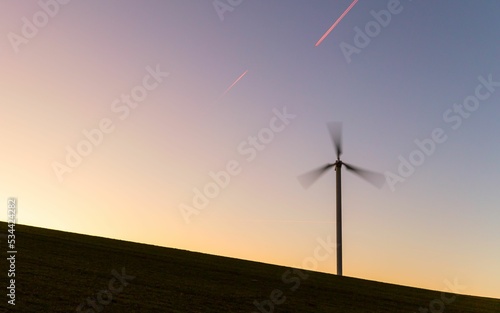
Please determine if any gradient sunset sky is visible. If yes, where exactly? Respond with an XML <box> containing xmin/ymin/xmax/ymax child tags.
<box><xmin>1</xmin><ymin>0</ymin><xmax>499</xmax><ymax>299</ymax></box>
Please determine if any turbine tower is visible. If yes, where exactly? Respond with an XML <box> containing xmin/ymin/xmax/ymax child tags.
<box><xmin>298</xmin><ymin>122</ymin><xmax>384</xmax><ymax>276</ymax></box>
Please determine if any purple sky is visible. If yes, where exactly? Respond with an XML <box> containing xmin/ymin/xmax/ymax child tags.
<box><xmin>1</xmin><ymin>0</ymin><xmax>499</xmax><ymax>299</ymax></box>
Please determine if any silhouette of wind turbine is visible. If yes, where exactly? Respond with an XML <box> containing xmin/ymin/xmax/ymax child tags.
<box><xmin>298</xmin><ymin>122</ymin><xmax>384</xmax><ymax>276</ymax></box>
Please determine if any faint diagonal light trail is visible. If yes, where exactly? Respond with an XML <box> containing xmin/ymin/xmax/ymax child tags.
<box><xmin>221</xmin><ymin>70</ymin><xmax>248</xmax><ymax>97</ymax></box>
<box><xmin>315</xmin><ymin>0</ymin><xmax>359</xmax><ymax>47</ymax></box>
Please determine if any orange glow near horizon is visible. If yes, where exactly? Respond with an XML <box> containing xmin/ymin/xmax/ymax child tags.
<box><xmin>2</xmin><ymin>1</ymin><xmax>500</xmax><ymax>301</ymax></box>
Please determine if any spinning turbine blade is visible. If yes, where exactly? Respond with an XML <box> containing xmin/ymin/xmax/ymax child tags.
<box><xmin>327</xmin><ymin>122</ymin><xmax>342</xmax><ymax>158</ymax></box>
<box><xmin>299</xmin><ymin>121</ymin><xmax>384</xmax><ymax>276</ymax></box>
<box><xmin>298</xmin><ymin>164</ymin><xmax>335</xmax><ymax>189</ymax></box>
<box><xmin>343</xmin><ymin>163</ymin><xmax>385</xmax><ymax>188</ymax></box>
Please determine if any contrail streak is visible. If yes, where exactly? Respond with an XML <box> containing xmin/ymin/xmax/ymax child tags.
<box><xmin>222</xmin><ymin>70</ymin><xmax>248</xmax><ymax>96</ymax></box>
<box><xmin>315</xmin><ymin>0</ymin><xmax>359</xmax><ymax>47</ymax></box>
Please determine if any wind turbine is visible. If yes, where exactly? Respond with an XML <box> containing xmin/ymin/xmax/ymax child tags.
<box><xmin>298</xmin><ymin>122</ymin><xmax>384</xmax><ymax>276</ymax></box>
